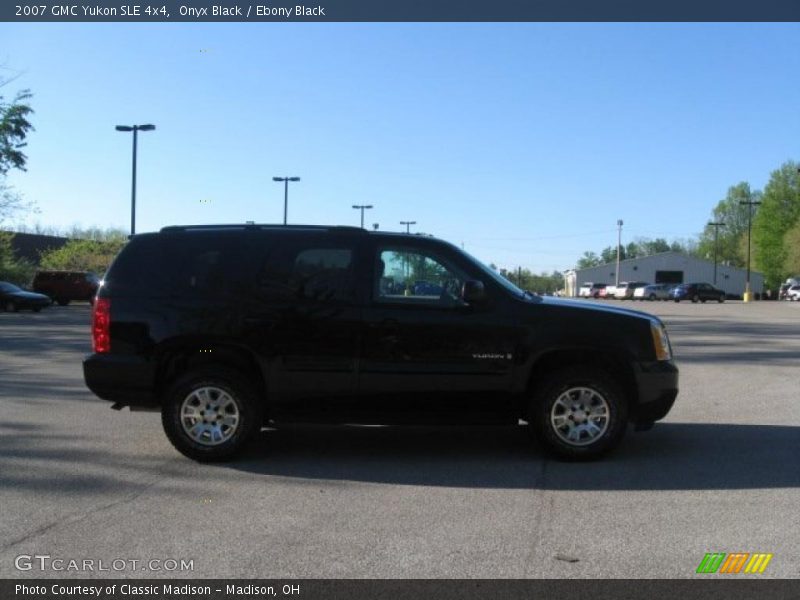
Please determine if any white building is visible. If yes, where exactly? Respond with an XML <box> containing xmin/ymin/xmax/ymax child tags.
<box><xmin>564</xmin><ymin>251</ymin><xmax>764</xmax><ymax>298</ymax></box>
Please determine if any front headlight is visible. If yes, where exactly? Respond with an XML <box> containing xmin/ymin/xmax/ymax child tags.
<box><xmin>650</xmin><ymin>320</ymin><xmax>672</xmax><ymax>361</ymax></box>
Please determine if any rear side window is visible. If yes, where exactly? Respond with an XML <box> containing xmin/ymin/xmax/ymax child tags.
<box><xmin>255</xmin><ymin>243</ymin><xmax>356</xmax><ymax>303</ymax></box>
<box><xmin>104</xmin><ymin>233</ymin><xmax>244</xmax><ymax>296</ymax></box>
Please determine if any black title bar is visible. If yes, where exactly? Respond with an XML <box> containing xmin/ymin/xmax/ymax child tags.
<box><xmin>4</xmin><ymin>579</ymin><xmax>800</xmax><ymax>600</ymax></box>
<box><xmin>3</xmin><ymin>0</ymin><xmax>800</xmax><ymax>22</ymax></box>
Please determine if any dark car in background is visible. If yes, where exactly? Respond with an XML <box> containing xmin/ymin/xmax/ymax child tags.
<box><xmin>671</xmin><ymin>282</ymin><xmax>726</xmax><ymax>303</ymax></box>
<box><xmin>32</xmin><ymin>270</ymin><xmax>100</xmax><ymax>305</ymax></box>
<box><xmin>0</xmin><ymin>281</ymin><xmax>51</xmax><ymax>312</ymax></box>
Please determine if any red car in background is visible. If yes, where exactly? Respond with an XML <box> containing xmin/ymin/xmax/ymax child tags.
<box><xmin>32</xmin><ymin>270</ymin><xmax>100</xmax><ymax>305</ymax></box>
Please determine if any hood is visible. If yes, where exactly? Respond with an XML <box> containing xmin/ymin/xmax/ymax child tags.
<box><xmin>9</xmin><ymin>290</ymin><xmax>50</xmax><ymax>301</ymax></box>
<box><xmin>539</xmin><ymin>296</ymin><xmax>657</xmax><ymax>322</ymax></box>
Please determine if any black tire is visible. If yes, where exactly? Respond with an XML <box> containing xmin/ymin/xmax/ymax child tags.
<box><xmin>161</xmin><ymin>367</ymin><xmax>264</xmax><ymax>462</ymax></box>
<box><xmin>57</xmin><ymin>299</ymin><xmax>69</xmax><ymax>306</ymax></box>
<box><xmin>718</xmin><ymin>294</ymin><xmax>725</xmax><ymax>303</ymax></box>
<box><xmin>33</xmin><ymin>307</ymin><xmax>42</xmax><ymax>313</ymax></box>
<box><xmin>649</xmin><ymin>294</ymin><xmax>656</xmax><ymax>301</ymax></box>
<box><xmin>7</xmin><ymin>301</ymin><xmax>18</xmax><ymax>312</ymax></box>
<box><xmin>528</xmin><ymin>366</ymin><xmax>628</xmax><ymax>460</ymax></box>
<box><xmin>691</xmin><ymin>294</ymin><xmax>699</xmax><ymax>303</ymax></box>
<box><xmin>674</xmin><ymin>299</ymin><xmax>680</xmax><ymax>303</ymax></box>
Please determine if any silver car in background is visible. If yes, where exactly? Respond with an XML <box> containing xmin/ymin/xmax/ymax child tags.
<box><xmin>634</xmin><ymin>283</ymin><xmax>671</xmax><ymax>301</ymax></box>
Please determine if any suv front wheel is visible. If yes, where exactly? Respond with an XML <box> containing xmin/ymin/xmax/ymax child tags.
<box><xmin>529</xmin><ymin>367</ymin><xmax>628</xmax><ymax>460</ymax></box>
<box><xmin>162</xmin><ymin>367</ymin><xmax>263</xmax><ymax>462</ymax></box>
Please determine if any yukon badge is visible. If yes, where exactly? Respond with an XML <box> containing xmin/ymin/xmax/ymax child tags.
<box><xmin>472</xmin><ymin>353</ymin><xmax>513</xmax><ymax>360</ymax></box>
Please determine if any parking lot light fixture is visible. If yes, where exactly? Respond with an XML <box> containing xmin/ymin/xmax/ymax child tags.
<box><xmin>615</xmin><ymin>220</ymin><xmax>623</xmax><ymax>287</ymax></box>
<box><xmin>352</xmin><ymin>204</ymin><xmax>374</xmax><ymax>229</ymax></box>
<box><xmin>739</xmin><ymin>200</ymin><xmax>761</xmax><ymax>302</ymax></box>
<box><xmin>400</xmin><ymin>220</ymin><xmax>417</xmax><ymax>234</ymax></box>
<box><xmin>116</xmin><ymin>123</ymin><xmax>156</xmax><ymax>235</ymax></box>
<box><xmin>708</xmin><ymin>221</ymin><xmax>725</xmax><ymax>286</ymax></box>
<box><xmin>273</xmin><ymin>176</ymin><xmax>301</xmax><ymax>225</ymax></box>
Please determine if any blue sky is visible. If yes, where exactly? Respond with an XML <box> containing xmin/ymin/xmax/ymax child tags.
<box><xmin>1</xmin><ymin>23</ymin><xmax>798</xmax><ymax>272</ymax></box>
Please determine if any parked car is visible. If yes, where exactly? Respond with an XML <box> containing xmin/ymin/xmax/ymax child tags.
<box><xmin>413</xmin><ymin>280</ymin><xmax>443</xmax><ymax>296</ymax></box>
<box><xmin>588</xmin><ymin>283</ymin><xmax>607</xmax><ymax>298</ymax></box>
<box><xmin>671</xmin><ymin>282</ymin><xmax>726</xmax><ymax>303</ymax></box>
<box><xmin>32</xmin><ymin>270</ymin><xmax>100</xmax><ymax>306</ymax></box>
<box><xmin>0</xmin><ymin>281</ymin><xmax>51</xmax><ymax>312</ymax></box>
<box><xmin>633</xmin><ymin>283</ymin><xmax>671</xmax><ymax>301</ymax></box>
<box><xmin>787</xmin><ymin>285</ymin><xmax>800</xmax><ymax>301</ymax></box>
<box><xmin>578</xmin><ymin>283</ymin><xmax>607</xmax><ymax>299</ymax></box>
<box><xmin>83</xmin><ymin>223</ymin><xmax>678</xmax><ymax>462</ymax></box>
<box><xmin>614</xmin><ymin>281</ymin><xmax>648</xmax><ymax>300</ymax></box>
<box><xmin>604</xmin><ymin>285</ymin><xmax>617</xmax><ymax>298</ymax></box>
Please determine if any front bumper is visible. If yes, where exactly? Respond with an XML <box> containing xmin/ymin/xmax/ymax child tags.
<box><xmin>83</xmin><ymin>353</ymin><xmax>158</xmax><ymax>406</ymax></box>
<box><xmin>631</xmin><ymin>360</ymin><xmax>679</xmax><ymax>424</ymax></box>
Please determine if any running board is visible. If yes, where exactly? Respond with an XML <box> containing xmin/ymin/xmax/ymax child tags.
<box><xmin>110</xmin><ymin>403</ymin><xmax>159</xmax><ymax>413</ymax></box>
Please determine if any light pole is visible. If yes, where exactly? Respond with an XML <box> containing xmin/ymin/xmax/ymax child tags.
<box><xmin>272</xmin><ymin>176</ymin><xmax>300</xmax><ymax>225</ymax></box>
<box><xmin>115</xmin><ymin>124</ymin><xmax>155</xmax><ymax>235</ymax></box>
<box><xmin>400</xmin><ymin>220</ymin><xmax>416</xmax><ymax>234</ymax></box>
<box><xmin>615</xmin><ymin>219</ymin><xmax>623</xmax><ymax>287</ymax></box>
<box><xmin>708</xmin><ymin>221</ymin><xmax>725</xmax><ymax>285</ymax></box>
<box><xmin>352</xmin><ymin>204</ymin><xmax>373</xmax><ymax>228</ymax></box>
<box><xmin>740</xmin><ymin>199</ymin><xmax>761</xmax><ymax>302</ymax></box>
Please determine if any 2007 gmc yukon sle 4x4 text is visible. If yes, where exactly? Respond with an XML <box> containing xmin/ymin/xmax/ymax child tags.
<box><xmin>83</xmin><ymin>224</ymin><xmax>678</xmax><ymax>462</ymax></box>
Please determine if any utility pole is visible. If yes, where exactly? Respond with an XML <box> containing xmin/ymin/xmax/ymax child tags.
<box><xmin>708</xmin><ymin>221</ymin><xmax>725</xmax><ymax>285</ymax></box>
<box><xmin>615</xmin><ymin>219</ymin><xmax>623</xmax><ymax>287</ymax></box>
<box><xmin>739</xmin><ymin>199</ymin><xmax>761</xmax><ymax>302</ymax></box>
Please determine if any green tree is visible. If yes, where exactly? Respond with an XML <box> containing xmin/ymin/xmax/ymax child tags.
<box><xmin>39</xmin><ymin>238</ymin><xmax>127</xmax><ymax>274</ymax></box>
<box><xmin>635</xmin><ymin>237</ymin><xmax>671</xmax><ymax>256</ymax></box>
<box><xmin>696</xmin><ymin>182</ymin><xmax>759</xmax><ymax>268</ymax></box>
<box><xmin>782</xmin><ymin>220</ymin><xmax>800</xmax><ymax>278</ymax></box>
<box><xmin>0</xmin><ymin>230</ymin><xmax>35</xmax><ymax>284</ymax></box>
<box><xmin>752</xmin><ymin>161</ymin><xmax>800</xmax><ymax>288</ymax></box>
<box><xmin>600</xmin><ymin>245</ymin><xmax>623</xmax><ymax>264</ymax></box>
<box><xmin>499</xmin><ymin>268</ymin><xmax>563</xmax><ymax>294</ymax></box>
<box><xmin>0</xmin><ymin>88</ymin><xmax>34</xmax><ymax>175</ymax></box>
<box><xmin>576</xmin><ymin>251</ymin><xmax>601</xmax><ymax>269</ymax></box>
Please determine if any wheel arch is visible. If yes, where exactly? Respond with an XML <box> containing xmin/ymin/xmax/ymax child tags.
<box><xmin>521</xmin><ymin>347</ymin><xmax>637</xmax><ymax>419</ymax></box>
<box><xmin>155</xmin><ymin>341</ymin><xmax>268</xmax><ymax>414</ymax></box>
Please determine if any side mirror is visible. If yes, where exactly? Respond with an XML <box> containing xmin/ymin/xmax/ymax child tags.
<box><xmin>462</xmin><ymin>280</ymin><xmax>486</xmax><ymax>304</ymax></box>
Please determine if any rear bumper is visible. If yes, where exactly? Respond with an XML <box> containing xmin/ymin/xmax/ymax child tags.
<box><xmin>631</xmin><ymin>360</ymin><xmax>679</xmax><ymax>424</ymax></box>
<box><xmin>83</xmin><ymin>353</ymin><xmax>158</xmax><ymax>406</ymax></box>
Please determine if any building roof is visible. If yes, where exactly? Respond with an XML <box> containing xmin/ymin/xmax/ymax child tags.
<box><xmin>568</xmin><ymin>251</ymin><xmax>762</xmax><ymax>276</ymax></box>
<box><xmin>4</xmin><ymin>232</ymin><xmax>69</xmax><ymax>263</ymax></box>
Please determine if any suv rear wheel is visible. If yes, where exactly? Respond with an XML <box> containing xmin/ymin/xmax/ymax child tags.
<box><xmin>529</xmin><ymin>367</ymin><xmax>628</xmax><ymax>460</ymax></box>
<box><xmin>161</xmin><ymin>367</ymin><xmax>263</xmax><ymax>462</ymax></box>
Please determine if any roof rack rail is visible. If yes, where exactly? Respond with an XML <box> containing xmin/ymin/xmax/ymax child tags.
<box><xmin>159</xmin><ymin>223</ymin><xmax>369</xmax><ymax>233</ymax></box>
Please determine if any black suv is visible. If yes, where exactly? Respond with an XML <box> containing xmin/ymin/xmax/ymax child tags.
<box><xmin>83</xmin><ymin>224</ymin><xmax>678</xmax><ymax>461</ymax></box>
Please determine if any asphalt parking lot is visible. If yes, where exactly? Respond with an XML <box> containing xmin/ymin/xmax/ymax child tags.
<box><xmin>1</xmin><ymin>301</ymin><xmax>798</xmax><ymax>579</ymax></box>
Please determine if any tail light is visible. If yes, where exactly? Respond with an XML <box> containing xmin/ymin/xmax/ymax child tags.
<box><xmin>92</xmin><ymin>298</ymin><xmax>111</xmax><ymax>353</ymax></box>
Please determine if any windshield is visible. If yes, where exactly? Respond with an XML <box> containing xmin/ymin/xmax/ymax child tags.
<box><xmin>452</xmin><ymin>245</ymin><xmax>535</xmax><ymax>300</ymax></box>
<box><xmin>0</xmin><ymin>282</ymin><xmax>21</xmax><ymax>293</ymax></box>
